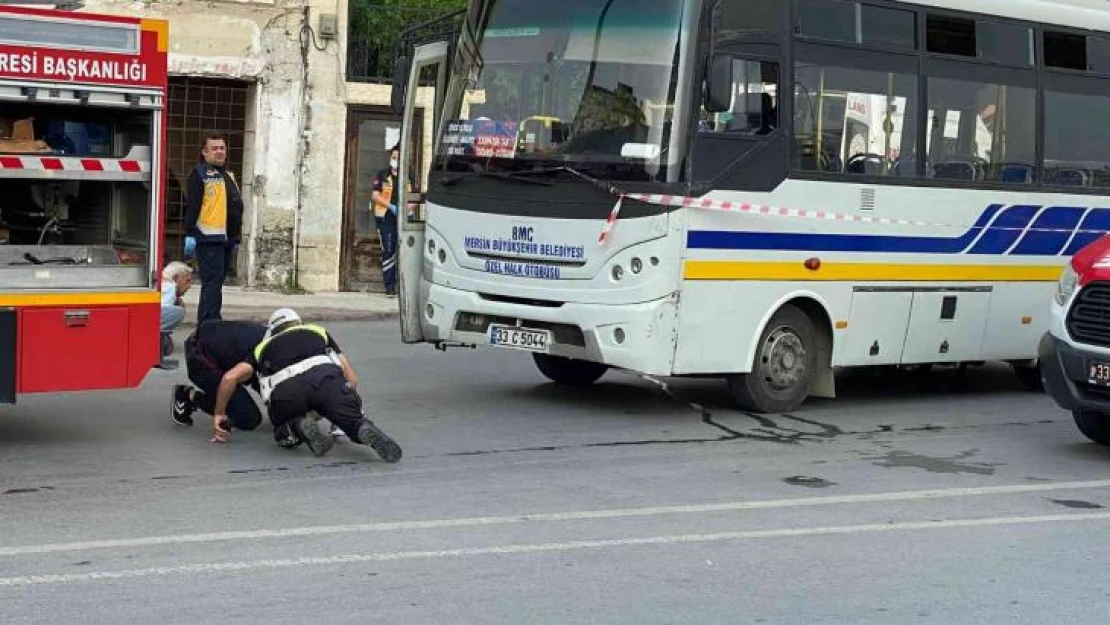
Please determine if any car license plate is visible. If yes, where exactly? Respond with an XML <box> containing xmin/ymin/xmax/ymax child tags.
<box><xmin>489</xmin><ymin>325</ymin><xmax>550</xmax><ymax>352</ymax></box>
<box><xmin>1090</xmin><ymin>361</ymin><xmax>1110</xmax><ymax>386</ymax></box>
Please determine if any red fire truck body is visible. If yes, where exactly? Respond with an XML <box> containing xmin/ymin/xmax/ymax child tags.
<box><xmin>0</xmin><ymin>6</ymin><xmax>169</xmax><ymax>403</ymax></box>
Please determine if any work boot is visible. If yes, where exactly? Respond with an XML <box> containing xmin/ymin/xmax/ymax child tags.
<box><xmin>171</xmin><ymin>385</ymin><xmax>195</xmax><ymax>426</ymax></box>
<box><xmin>291</xmin><ymin>416</ymin><xmax>333</xmax><ymax>458</ymax></box>
<box><xmin>273</xmin><ymin>422</ymin><xmax>303</xmax><ymax>449</ymax></box>
<box><xmin>357</xmin><ymin>420</ymin><xmax>402</xmax><ymax>463</ymax></box>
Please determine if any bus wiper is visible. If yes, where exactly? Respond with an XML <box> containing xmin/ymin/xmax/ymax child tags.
<box><xmin>546</xmin><ymin>165</ymin><xmax>626</xmax><ymax>199</ymax></box>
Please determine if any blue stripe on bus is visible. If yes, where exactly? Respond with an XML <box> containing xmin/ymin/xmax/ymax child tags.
<box><xmin>1008</xmin><ymin>206</ymin><xmax>1086</xmax><ymax>256</ymax></box>
<box><xmin>687</xmin><ymin>203</ymin><xmax>1110</xmax><ymax>256</ymax></box>
<box><xmin>1064</xmin><ymin>208</ymin><xmax>1110</xmax><ymax>255</ymax></box>
<box><xmin>966</xmin><ymin>205</ymin><xmax>1041</xmax><ymax>255</ymax></box>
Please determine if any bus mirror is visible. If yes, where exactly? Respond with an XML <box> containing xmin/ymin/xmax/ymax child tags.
<box><xmin>390</xmin><ymin>55</ymin><xmax>411</xmax><ymax>114</ymax></box>
<box><xmin>706</xmin><ymin>54</ymin><xmax>733</xmax><ymax>113</ymax></box>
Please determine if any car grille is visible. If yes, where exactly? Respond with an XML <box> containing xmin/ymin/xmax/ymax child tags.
<box><xmin>1067</xmin><ymin>282</ymin><xmax>1110</xmax><ymax>348</ymax></box>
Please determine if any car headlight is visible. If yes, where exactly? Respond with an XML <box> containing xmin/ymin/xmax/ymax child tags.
<box><xmin>1055</xmin><ymin>264</ymin><xmax>1079</xmax><ymax>305</ymax></box>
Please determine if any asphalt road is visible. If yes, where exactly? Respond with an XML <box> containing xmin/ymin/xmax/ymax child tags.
<box><xmin>2</xmin><ymin>320</ymin><xmax>1109</xmax><ymax>624</ymax></box>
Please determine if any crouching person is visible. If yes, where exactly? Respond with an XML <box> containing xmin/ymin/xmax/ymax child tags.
<box><xmin>212</xmin><ymin>308</ymin><xmax>402</xmax><ymax>461</ymax></box>
<box><xmin>172</xmin><ymin>319</ymin><xmax>267</xmax><ymax>438</ymax></box>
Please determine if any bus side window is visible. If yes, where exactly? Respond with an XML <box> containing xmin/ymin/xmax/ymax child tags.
<box><xmin>699</xmin><ymin>59</ymin><xmax>779</xmax><ymax>136</ymax></box>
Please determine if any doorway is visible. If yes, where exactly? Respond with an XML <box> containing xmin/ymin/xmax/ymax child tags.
<box><xmin>340</xmin><ymin>107</ymin><xmax>423</xmax><ymax>291</ymax></box>
<box><xmin>165</xmin><ymin>76</ymin><xmax>250</xmax><ymax>275</ymax></box>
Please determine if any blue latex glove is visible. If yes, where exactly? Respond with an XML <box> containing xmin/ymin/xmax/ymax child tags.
<box><xmin>184</xmin><ymin>236</ymin><xmax>196</xmax><ymax>257</ymax></box>
<box><xmin>388</xmin><ymin>203</ymin><xmax>398</xmax><ymax>216</ymax></box>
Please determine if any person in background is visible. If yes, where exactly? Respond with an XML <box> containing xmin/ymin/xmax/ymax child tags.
<box><xmin>183</xmin><ymin>134</ymin><xmax>243</xmax><ymax>324</ymax></box>
<box><xmin>370</xmin><ymin>144</ymin><xmax>413</xmax><ymax>297</ymax></box>
<box><xmin>160</xmin><ymin>261</ymin><xmax>193</xmax><ymax>360</ymax></box>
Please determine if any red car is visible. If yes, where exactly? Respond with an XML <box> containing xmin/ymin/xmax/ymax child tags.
<box><xmin>1040</xmin><ymin>234</ymin><xmax>1110</xmax><ymax>444</ymax></box>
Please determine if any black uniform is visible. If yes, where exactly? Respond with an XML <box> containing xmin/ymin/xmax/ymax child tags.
<box><xmin>183</xmin><ymin>320</ymin><xmax>266</xmax><ymax>430</ymax></box>
<box><xmin>250</xmin><ymin>323</ymin><xmax>402</xmax><ymax>461</ymax></box>
<box><xmin>250</xmin><ymin>325</ymin><xmax>364</xmax><ymax>435</ymax></box>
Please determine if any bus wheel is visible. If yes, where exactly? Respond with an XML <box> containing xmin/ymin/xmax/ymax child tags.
<box><xmin>1011</xmin><ymin>362</ymin><xmax>1045</xmax><ymax>392</ymax></box>
<box><xmin>533</xmin><ymin>353</ymin><xmax>608</xmax><ymax>386</ymax></box>
<box><xmin>727</xmin><ymin>305</ymin><xmax>817</xmax><ymax>413</ymax></box>
<box><xmin>1073</xmin><ymin>409</ymin><xmax>1110</xmax><ymax>445</ymax></box>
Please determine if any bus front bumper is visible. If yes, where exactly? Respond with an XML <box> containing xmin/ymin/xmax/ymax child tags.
<box><xmin>421</xmin><ymin>282</ymin><xmax>679</xmax><ymax>377</ymax></box>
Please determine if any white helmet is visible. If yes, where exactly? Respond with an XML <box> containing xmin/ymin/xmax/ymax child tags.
<box><xmin>268</xmin><ymin>307</ymin><xmax>301</xmax><ymax>331</ymax></box>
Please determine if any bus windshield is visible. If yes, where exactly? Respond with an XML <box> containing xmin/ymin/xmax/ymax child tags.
<box><xmin>436</xmin><ymin>0</ymin><xmax>687</xmax><ymax>182</ymax></box>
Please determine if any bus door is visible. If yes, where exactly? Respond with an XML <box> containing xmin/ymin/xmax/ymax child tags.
<box><xmin>397</xmin><ymin>42</ymin><xmax>448</xmax><ymax>343</ymax></box>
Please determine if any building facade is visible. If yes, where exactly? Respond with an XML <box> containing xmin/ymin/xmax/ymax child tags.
<box><xmin>79</xmin><ymin>0</ymin><xmax>443</xmax><ymax>292</ymax></box>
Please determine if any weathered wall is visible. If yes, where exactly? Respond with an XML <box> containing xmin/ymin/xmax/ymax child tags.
<box><xmin>77</xmin><ymin>0</ymin><xmax>422</xmax><ymax>292</ymax></box>
<box><xmin>78</xmin><ymin>0</ymin><xmax>331</xmax><ymax>291</ymax></box>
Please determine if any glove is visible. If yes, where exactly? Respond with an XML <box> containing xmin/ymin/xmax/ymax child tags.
<box><xmin>388</xmin><ymin>203</ymin><xmax>398</xmax><ymax>216</ymax></box>
<box><xmin>183</xmin><ymin>236</ymin><xmax>196</xmax><ymax>258</ymax></box>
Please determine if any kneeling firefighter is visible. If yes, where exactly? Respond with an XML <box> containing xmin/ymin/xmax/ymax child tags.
<box><xmin>212</xmin><ymin>308</ymin><xmax>403</xmax><ymax>461</ymax></box>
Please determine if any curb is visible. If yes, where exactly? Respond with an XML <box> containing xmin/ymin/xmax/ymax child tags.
<box><xmin>179</xmin><ymin>308</ymin><xmax>399</xmax><ymax>327</ymax></box>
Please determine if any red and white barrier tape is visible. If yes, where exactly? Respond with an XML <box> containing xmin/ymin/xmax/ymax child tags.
<box><xmin>0</xmin><ymin>155</ymin><xmax>146</xmax><ymax>173</ymax></box>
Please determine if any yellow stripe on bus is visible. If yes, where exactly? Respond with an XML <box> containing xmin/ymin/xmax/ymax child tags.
<box><xmin>0</xmin><ymin>291</ymin><xmax>159</xmax><ymax>307</ymax></box>
<box><xmin>683</xmin><ymin>261</ymin><xmax>1065</xmax><ymax>282</ymax></box>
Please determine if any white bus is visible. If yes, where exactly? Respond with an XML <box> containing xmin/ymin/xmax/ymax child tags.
<box><xmin>390</xmin><ymin>0</ymin><xmax>1110</xmax><ymax>413</ymax></box>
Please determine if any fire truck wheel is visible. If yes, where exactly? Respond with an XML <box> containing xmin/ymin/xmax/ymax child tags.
<box><xmin>727</xmin><ymin>305</ymin><xmax>816</xmax><ymax>414</ymax></box>
<box><xmin>533</xmin><ymin>353</ymin><xmax>608</xmax><ymax>386</ymax></box>
<box><xmin>1073</xmin><ymin>409</ymin><xmax>1110</xmax><ymax>445</ymax></box>
<box><xmin>1011</xmin><ymin>362</ymin><xmax>1045</xmax><ymax>392</ymax></box>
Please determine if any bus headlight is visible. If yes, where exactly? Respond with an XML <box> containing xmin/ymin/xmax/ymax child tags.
<box><xmin>611</xmin><ymin>264</ymin><xmax>624</xmax><ymax>281</ymax></box>
<box><xmin>1055</xmin><ymin>265</ymin><xmax>1079</xmax><ymax>305</ymax></box>
<box><xmin>630</xmin><ymin>257</ymin><xmax>643</xmax><ymax>274</ymax></box>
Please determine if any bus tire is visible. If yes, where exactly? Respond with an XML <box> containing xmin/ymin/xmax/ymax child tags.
<box><xmin>1073</xmin><ymin>409</ymin><xmax>1110</xmax><ymax>445</ymax></box>
<box><xmin>727</xmin><ymin>305</ymin><xmax>817</xmax><ymax>413</ymax></box>
<box><xmin>533</xmin><ymin>353</ymin><xmax>608</xmax><ymax>386</ymax></box>
<box><xmin>1012</xmin><ymin>362</ymin><xmax>1045</xmax><ymax>392</ymax></box>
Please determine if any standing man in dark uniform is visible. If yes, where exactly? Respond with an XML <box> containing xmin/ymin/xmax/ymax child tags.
<box><xmin>212</xmin><ymin>308</ymin><xmax>403</xmax><ymax>460</ymax></box>
<box><xmin>172</xmin><ymin>320</ymin><xmax>267</xmax><ymax>439</ymax></box>
<box><xmin>183</xmin><ymin>134</ymin><xmax>244</xmax><ymax>324</ymax></box>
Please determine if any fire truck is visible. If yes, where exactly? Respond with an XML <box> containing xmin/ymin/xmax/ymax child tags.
<box><xmin>0</xmin><ymin>5</ymin><xmax>168</xmax><ymax>403</ymax></box>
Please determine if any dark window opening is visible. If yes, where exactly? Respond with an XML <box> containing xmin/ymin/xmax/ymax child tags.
<box><xmin>926</xmin><ymin>14</ymin><xmax>976</xmax><ymax>57</ymax></box>
<box><xmin>1045</xmin><ymin>31</ymin><xmax>1086</xmax><ymax>70</ymax></box>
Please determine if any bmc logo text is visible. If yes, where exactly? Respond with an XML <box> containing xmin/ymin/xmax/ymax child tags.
<box><xmin>512</xmin><ymin>226</ymin><xmax>534</xmax><ymax>242</ymax></box>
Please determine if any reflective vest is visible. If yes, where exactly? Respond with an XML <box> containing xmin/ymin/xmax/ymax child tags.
<box><xmin>253</xmin><ymin>324</ymin><xmax>340</xmax><ymax>403</ymax></box>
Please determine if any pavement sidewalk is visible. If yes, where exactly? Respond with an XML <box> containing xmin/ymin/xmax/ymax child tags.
<box><xmin>179</xmin><ymin>285</ymin><xmax>399</xmax><ymax>327</ymax></box>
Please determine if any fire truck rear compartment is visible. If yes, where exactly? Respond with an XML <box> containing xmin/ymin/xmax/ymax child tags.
<box><xmin>0</xmin><ymin>99</ymin><xmax>155</xmax><ymax>289</ymax></box>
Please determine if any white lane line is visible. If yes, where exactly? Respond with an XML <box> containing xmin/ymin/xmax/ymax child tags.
<box><xmin>3</xmin><ymin>511</ymin><xmax>1110</xmax><ymax>587</ymax></box>
<box><xmin>4</xmin><ymin>479</ymin><xmax>1110</xmax><ymax>557</ymax></box>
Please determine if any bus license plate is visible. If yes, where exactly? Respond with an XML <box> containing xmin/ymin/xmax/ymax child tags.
<box><xmin>489</xmin><ymin>325</ymin><xmax>550</xmax><ymax>352</ymax></box>
<box><xmin>1090</xmin><ymin>361</ymin><xmax>1110</xmax><ymax>386</ymax></box>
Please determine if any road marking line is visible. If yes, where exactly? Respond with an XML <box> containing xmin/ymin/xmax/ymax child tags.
<box><xmin>3</xmin><ymin>511</ymin><xmax>1110</xmax><ymax>587</ymax></box>
<box><xmin>4</xmin><ymin>479</ymin><xmax>1110</xmax><ymax>557</ymax></box>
